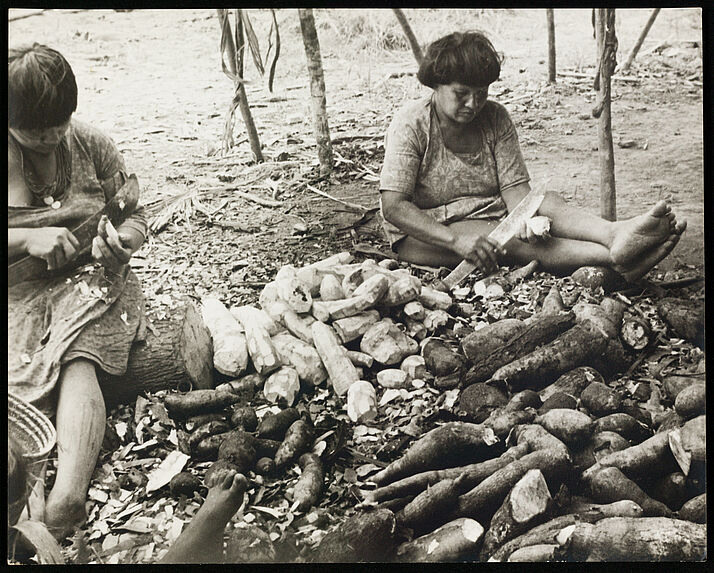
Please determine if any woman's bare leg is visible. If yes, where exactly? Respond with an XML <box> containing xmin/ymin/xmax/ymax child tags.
<box><xmin>396</xmin><ymin>219</ymin><xmax>611</xmax><ymax>273</ymax></box>
<box><xmin>160</xmin><ymin>471</ymin><xmax>247</xmax><ymax>564</ymax></box>
<box><xmin>396</xmin><ymin>198</ymin><xmax>685</xmax><ymax>280</ymax></box>
<box><xmin>44</xmin><ymin>359</ymin><xmax>106</xmax><ymax>541</ymax></box>
<box><xmin>538</xmin><ymin>192</ymin><xmax>685</xmax><ymax>265</ymax></box>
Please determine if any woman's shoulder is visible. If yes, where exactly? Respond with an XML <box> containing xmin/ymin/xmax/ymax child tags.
<box><xmin>70</xmin><ymin>119</ymin><xmax>116</xmax><ymax>149</ymax></box>
<box><xmin>390</xmin><ymin>96</ymin><xmax>433</xmax><ymax>131</ymax></box>
<box><xmin>481</xmin><ymin>100</ymin><xmax>514</xmax><ymax>126</ymax></box>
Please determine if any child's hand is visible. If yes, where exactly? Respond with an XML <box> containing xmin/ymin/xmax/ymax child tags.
<box><xmin>92</xmin><ymin>215</ymin><xmax>132</xmax><ymax>271</ymax></box>
<box><xmin>25</xmin><ymin>227</ymin><xmax>80</xmax><ymax>270</ymax></box>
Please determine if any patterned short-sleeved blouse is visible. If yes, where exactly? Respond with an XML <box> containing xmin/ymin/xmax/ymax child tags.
<box><xmin>379</xmin><ymin>96</ymin><xmax>530</xmax><ymax>247</ymax></box>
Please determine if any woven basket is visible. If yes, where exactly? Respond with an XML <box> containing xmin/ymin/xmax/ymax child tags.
<box><xmin>8</xmin><ymin>393</ymin><xmax>56</xmax><ymax>461</ymax></box>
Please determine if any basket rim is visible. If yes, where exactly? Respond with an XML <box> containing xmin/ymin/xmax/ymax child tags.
<box><xmin>8</xmin><ymin>392</ymin><xmax>57</xmax><ymax>460</ymax></box>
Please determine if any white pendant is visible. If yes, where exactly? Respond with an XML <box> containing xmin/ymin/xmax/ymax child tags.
<box><xmin>51</xmin><ymin>201</ymin><xmax>62</xmax><ymax>209</ymax></box>
<box><xmin>43</xmin><ymin>196</ymin><xmax>55</xmax><ymax>206</ymax></box>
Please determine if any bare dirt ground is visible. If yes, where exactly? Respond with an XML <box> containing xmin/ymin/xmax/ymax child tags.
<box><xmin>9</xmin><ymin>8</ymin><xmax>704</xmax><ymax>313</ymax></box>
<box><xmin>8</xmin><ymin>8</ymin><xmax>705</xmax><ymax>564</ymax></box>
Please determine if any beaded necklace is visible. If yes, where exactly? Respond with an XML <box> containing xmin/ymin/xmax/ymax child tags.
<box><xmin>10</xmin><ymin>133</ymin><xmax>72</xmax><ymax>207</ymax></box>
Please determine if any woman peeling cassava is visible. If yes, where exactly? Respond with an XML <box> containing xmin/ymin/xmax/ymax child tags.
<box><xmin>8</xmin><ymin>44</ymin><xmax>148</xmax><ymax>541</ymax></box>
<box><xmin>379</xmin><ymin>31</ymin><xmax>686</xmax><ymax>280</ymax></box>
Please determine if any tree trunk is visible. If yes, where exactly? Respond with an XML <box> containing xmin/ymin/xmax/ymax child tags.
<box><xmin>99</xmin><ymin>301</ymin><xmax>214</xmax><ymax>409</ymax></box>
<box><xmin>619</xmin><ymin>8</ymin><xmax>661</xmax><ymax>73</ymax></box>
<box><xmin>546</xmin><ymin>9</ymin><xmax>556</xmax><ymax>83</ymax></box>
<box><xmin>216</xmin><ymin>9</ymin><xmax>263</xmax><ymax>162</ymax></box>
<box><xmin>393</xmin><ymin>9</ymin><xmax>424</xmax><ymax>64</ymax></box>
<box><xmin>298</xmin><ymin>8</ymin><xmax>333</xmax><ymax>176</ymax></box>
<box><xmin>593</xmin><ymin>9</ymin><xmax>617</xmax><ymax>221</ymax></box>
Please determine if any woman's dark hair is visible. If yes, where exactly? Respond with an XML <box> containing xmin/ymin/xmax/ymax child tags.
<box><xmin>417</xmin><ymin>31</ymin><xmax>503</xmax><ymax>89</ymax></box>
<box><xmin>8</xmin><ymin>43</ymin><xmax>78</xmax><ymax>130</ymax></box>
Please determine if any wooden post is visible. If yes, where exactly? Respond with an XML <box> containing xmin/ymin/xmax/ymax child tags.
<box><xmin>593</xmin><ymin>9</ymin><xmax>618</xmax><ymax>222</ymax></box>
<box><xmin>393</xmin><ymin>8</ymin><xmax>424</xmax><ymax>65</ymax></box>
<box><xmin>619</xmin><ymin>8</ymin><xmax>661</xmax><ymax>73</ymax></box>
<box><xmin>217</xmin><ymin>9</ymin><xmax>264</xmax><ymax>162</ymax></box>
<box><xmin>546</xmin><ymin>9</ymin><xmax>556</xmax><ymax>83</ymax></box>
<box><xmin>298</xmin><ymin>8</ymin><xmax>333</xmax><ymax>176</ymax></box>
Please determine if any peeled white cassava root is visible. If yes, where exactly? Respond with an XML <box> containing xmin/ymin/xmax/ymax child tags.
<box><xmin>201</xmin><ymin>296</ymin><xmax>249</xmax><ymax>377</ymax></box>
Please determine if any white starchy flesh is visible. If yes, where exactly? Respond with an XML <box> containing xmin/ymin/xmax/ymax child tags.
<box><xmin>263</xmin><ymin>366</ymin><xmax>301</xmax><ymax>406</ymax></box>
<box><xmin>376</xmin><ymin>369</ymin><xmax>410</xmax><ymax>389</ymax></box>
<box><xmin>347</xmin><ymin>380</ymin><xmax>378</xmax><ymax>423</ymax></box>
<box><xmin>201</xmin><ymin>296</ymin><xmax>249</xmax><ymax>376</ymax></box>
<box><xmin>311</xmin><ymin>321</ymin><xmax>360</xmax><ymax>396</ymax></box>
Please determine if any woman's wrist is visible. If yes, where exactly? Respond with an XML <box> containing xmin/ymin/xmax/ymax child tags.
<box><xmin>8</xmin><ymin>228</ymin><xmax>31</xmax><ymax>257</ymax></box>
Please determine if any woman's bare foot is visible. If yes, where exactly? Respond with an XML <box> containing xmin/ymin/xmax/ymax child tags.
<box><xmin>614</xmin><ymin>232</ymin><xmax>682</xmax><ymax>283</ymax></box>
<box><xmin>160</xmin><ymin>471</ymin><xmax>248</xmax><ymax>564</ymax></box>
<box><xmin>44</xmin><ymin>493</ymin><xmax>87</xmax><ymax>542</ymax></box>
<box><xmin>609</xmin><ymin>201</ymin><xmax>683</xmax><ymax>266</ymax></box>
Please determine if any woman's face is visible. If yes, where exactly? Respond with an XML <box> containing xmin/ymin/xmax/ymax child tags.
<box><xmin>433</xmin><ymin>83</ymin><xmax>489</xmax><ymax>125</ymax></box>
<box><xmin>9</xmin><ymin>118</ymin><xmax>71</xmax><ymax>154</ymax></box>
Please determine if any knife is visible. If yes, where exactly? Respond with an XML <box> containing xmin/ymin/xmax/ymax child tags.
<box><xmin>439</xmin><ymin>187</ymin><xmax>546</xmax><ymax>291</ymax></box>
<box><xmin>8</xmin><ymin>174</ymin><xmax>140</xmax><ymax>287</ymax></box>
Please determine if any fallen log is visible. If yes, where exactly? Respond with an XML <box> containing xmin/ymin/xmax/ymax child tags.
<box><xmin>563</xmin><ymin>516</ymin><xmax>707</xmax><ymax>561</ymax></box>
<box><xmin>99</xmin><ymin>300</ymin><xmax>213</xmax><ymax>407</ymax></box>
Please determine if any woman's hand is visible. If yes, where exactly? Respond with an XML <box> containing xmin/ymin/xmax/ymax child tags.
<box><xmin>24</xmin><ymin>227</ymin><xmax>80</xmax><ymax>270</ymax></box>
<box><xmin>452</xmin><ymin>233</ymin><xmax>504</xmax><ymax>274</ymax></box>
<box><xmin>92</xmin><ymin>215</ymin><xmax>133</xmax><ymax>271</ymax></box>
<box><xmin>516</xmin><ymin>216</ymin><xmax>552</xmax><ymax>244</ymax></box>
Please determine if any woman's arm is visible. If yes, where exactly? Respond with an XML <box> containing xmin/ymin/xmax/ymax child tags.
<box><xmin>382</xmin><ymin>190</ymin><xmax>503</xmax><ymax>272</ymax></box>
<box><xmin>501</xmin><ymin>181</ymin><xmax>551</xmax><ymax>243</ymax></box>
<box><xmin>381</xmin><ymin>191</ymin><xmax>458</xmax><ymax>251</ymax></box>
<box><xmin>8</xmin><ymin>227</ymin><xmax>80</xmax><ymax>269</ymax></box>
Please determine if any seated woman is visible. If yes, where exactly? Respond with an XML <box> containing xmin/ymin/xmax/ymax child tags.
<box><xmin>379</xmin><ymin>31</ymin><xmax>686</xmax><ymax>281</ymax></box>
<box><xmin>8</xmin><ymin>44</ymin><xmax>148</xmax><ymax>541</ymax></box>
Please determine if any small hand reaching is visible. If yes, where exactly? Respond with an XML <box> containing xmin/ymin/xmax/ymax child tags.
<box><xmin>92</xmin><ymin>215</ymin><xmax>133</xmax><ymax>271</ymax></box>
